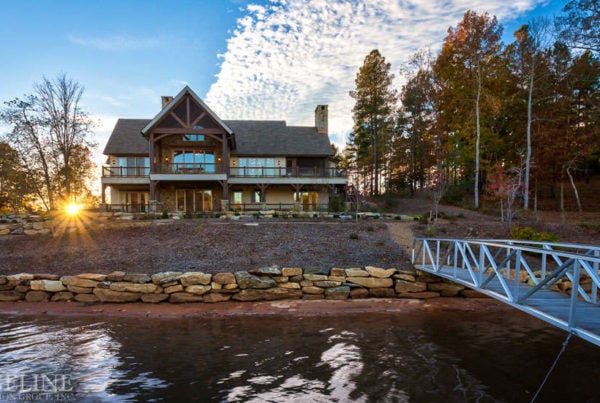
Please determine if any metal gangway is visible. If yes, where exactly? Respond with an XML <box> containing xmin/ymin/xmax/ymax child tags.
<box><xmin>412</xmin><ymin>238</ymin><xmax>600</xmax><ymax>347</ymax></box>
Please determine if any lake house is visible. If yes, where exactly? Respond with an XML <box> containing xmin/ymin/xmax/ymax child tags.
<box><xmin>101</xmin><ymin>86</ymin><xmax>347</xmax><ymax>213</ymax></box>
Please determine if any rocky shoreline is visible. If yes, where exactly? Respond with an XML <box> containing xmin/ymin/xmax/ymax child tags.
<box><xmin>0</xmin><ymin>265</ymin><xmax>486</xmax><ymax>305</ymax></box>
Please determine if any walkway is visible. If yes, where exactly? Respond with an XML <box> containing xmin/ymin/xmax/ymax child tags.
<box><xmin>412</xmin><ymin>238</ymin><xmax>600</xmax><ymax>347</ymax></box>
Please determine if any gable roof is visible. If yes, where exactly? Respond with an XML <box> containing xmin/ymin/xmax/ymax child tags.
<box><xmin>225</xmin><ymin>120</ymin><xmax>331</xmax><ymax>156</ymax></box>
<box><xmin>103</xmin><ymin>119</ymin><xmax>150</xmax><ymax>155</ymax></box>
<box><xmin>141</xmin><ymin>86</ymin><xmax>233</xmax><ymax>136</ymax></box>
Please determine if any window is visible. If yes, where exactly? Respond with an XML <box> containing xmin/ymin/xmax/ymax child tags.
<box><xmin>233</xmin><ymin>191</ymin><xmax>243</xmax><ymax>205</ymax></box>
<box><xmin>117</xmin><ymin>157</ymin><xmax>149</xmax><ymax>176</ymax></box>
<box><xmin>251</xmin><ymin>191</ymin><xmax>265</xmax><ymax>203</ymax></box>
<box><xmin>295</xmin><ymin>192</ymin><xmax>318</xmax><ymax>211</ymax></box>
<box><xmin>121</xmin><ymin>192</ymin><xmax>149</xmax><ymax>212</ymax></box>
<box><xmin>183</xmin><ymin>134</ymin><xmax>205</xmax><ymax>142</ymax></box>
<box><xmin>176</xmin><ymin>189</ymin><xmax>212</xmax><ymax>212</ymax></box>
<box><xmin>238</xmin><ymin>158</ymin><xmax>278</xmax><ymax>176</ymax></box>
<box><xmin>172</xmin><ymin>150</ymin><xmax>215</xmax><ymax>173</ymax></box>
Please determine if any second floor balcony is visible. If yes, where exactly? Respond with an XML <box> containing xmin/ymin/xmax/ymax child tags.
<box><xmin>102</xmin><ymin>164</ymin><xmax>347</xmax><ymax>180</ymax></box>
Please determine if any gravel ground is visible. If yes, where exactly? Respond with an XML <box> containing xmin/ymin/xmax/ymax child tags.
<box><xmin>1</xmin><ymin>219</ymin><xmax>410</xmax><ymax>275</ymax></box>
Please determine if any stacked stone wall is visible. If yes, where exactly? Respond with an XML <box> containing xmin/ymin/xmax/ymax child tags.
<box><xmin>0</xmin><ymin>266</ymin><xmax>485</xmax><ymax>304</ymax></box>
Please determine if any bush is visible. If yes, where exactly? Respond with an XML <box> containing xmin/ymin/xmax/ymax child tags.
<box><xmin>510</xmin><ymin>226</ymin><xmax>559</xmax><ymax>243</ymax></box>
<box><xmin>349</xmin><ymin>232</ymin><xmax>359</xmax><ymax>240</ymax></box>
<box><xmin>161</xmin><ymin>211</ymin><xmax>169</xmax><ymax>219</ymax></box>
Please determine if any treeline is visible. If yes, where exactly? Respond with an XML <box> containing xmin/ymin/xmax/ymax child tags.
<box><xmin>346</xmin><ymin>0</ymin><xmax>599</xmax><ymax>212</ymax></box>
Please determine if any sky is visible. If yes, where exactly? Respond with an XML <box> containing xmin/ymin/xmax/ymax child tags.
<box><xmin>0</xmin><ymin>0</ymin><xmax>566</xmax><ymax>188</ymax></box>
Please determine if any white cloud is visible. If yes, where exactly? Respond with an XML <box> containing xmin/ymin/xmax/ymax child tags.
<box><xmin>205</xmin><ymin>0</ymin><xmax>546</xmax><ymax>147</ymax></box>
<box><xmin>67</xmin><ymin>34</ymin><xmax>164</xmax><ymax>51</ymax></box>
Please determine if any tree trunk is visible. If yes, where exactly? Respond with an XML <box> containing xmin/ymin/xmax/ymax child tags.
<box><xmin>474</xmin><ymin>67</ymin><xmax>482</xmax><ymax>209</ymax></box>
<box><xmin>566</xmin><ymin>164</ymin><xmax>582</xmax><ymax>214</ymax></box>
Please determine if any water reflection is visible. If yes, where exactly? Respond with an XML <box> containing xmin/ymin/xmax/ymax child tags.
<box><xmin>0</xmin><ymin>310</ymin><xmax>599</xmax><ymax>401</ymax></box>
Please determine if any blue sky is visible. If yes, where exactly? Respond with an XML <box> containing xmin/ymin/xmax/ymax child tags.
<box><xmin>0</xmin><ymin>0</ymin><xmax>566</xmax><ymax>177</ymax></box>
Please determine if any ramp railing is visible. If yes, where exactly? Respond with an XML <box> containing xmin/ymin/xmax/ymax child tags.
<box><xmin>412</xmin><ymin>238</ymin><xmax>600</xmax><ymax>346</ymax></box>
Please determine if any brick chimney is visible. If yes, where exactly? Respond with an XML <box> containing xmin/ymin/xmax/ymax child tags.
<box><xmin>315</xmin><ymin>105</ymin><xmax>328</xmax><ymax>134</ymax></box>
<box><xmin>161</xmin><ymin>96</ymin><xmax>174</xmax><ymax>109</ymax></box>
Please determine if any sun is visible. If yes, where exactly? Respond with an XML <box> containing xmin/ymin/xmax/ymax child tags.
<box><xmin>65</xmin><ymin>202</ymin><xmax>81</xmax><ymax>217</ymax></box>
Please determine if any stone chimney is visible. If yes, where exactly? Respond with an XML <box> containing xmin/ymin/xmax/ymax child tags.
<box><xmin>315</xmin><ymin>105</ymin><xmax>328</xmax><ymax>135</ymax></box>
<box><xmin>161</xmin><ymin>96</ymin><xmax>174</xmax><ymax>109</ymax></box>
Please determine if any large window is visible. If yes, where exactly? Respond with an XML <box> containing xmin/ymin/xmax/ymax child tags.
<box><xmin>183</xmin><ymin>134</ymin><xmax>205</xmax><ymax>142</ymax></box>
<box><xmin>238</xmin><ymin>158</ymin><xmax>278</xmax><ymax>176</ymax></box>
<box><xmin>121</xmin><ymin>192</ymin><xmax>149</xmax><ymax>212</ymax></box>
<box><xmin>117</xmin><ymin>157</ymin><xmax>149</xmax><ymax>176</ymax></box>
<box><xmin>175</xmin><ymin>189</ymin><xmax>212</xmax><ymax>212</ymax></box>
<box><xmin>173</xmin><ymin>150</ymin><xmax>215</xmax><ymax>173</ymax></box>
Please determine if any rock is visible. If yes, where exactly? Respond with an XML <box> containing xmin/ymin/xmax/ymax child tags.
<box><xmin>366</xmin><ymin>266</ymin><xmax>397</xmax><ymax>278</ymax></box>
<box><xmin>77</xmin><ymin>273</ymin><xmax>107</xmax><ymax>281</ymax></box>
<box><xmin>151</xmin><ymin>272</ymin><xmax>182</xmax><ymax>285</ymax></box>
<box><xmin>325</xmin><ymin>286</ymin><xmax>350</xmax><ymax>300</ymax></box>
<box><xmin>289</xmin><ymin>275</ymin><xmax>303</xmax><ymax>282</ymax></box>
<box><xmin>369</xmin><ymin>288</ymin><xmax>397</xmax><ymax>298</ymax></box>
<box><xmin>302</xmin><ymin>286</ymin><xmax>324</xmax><ymax>295</ymax></box>
<box><xmin>397</xmin><ymin>291</ymin><xmax>440</xmax><ymax>299</ymax></box>
<box><xmin>109</xmin><ymin>282</ymin><xmax>158</xmax><ymax>293</ymax></box>
<box><xmin>303</xmin><ymin>274</ymin><xmax>327</xmax><ymax>281</ymax></box>
<box><xmin>304</xmin><ymin>267</ymin><xmax>330</xmax><ymax>275</ymax></box>
<box><xmin>302</xmin><ymin>294</ymin><xmax>324</xmax><ymax>300</ymax></box>
<box><xmin>313</xmin><ymin>281</ymin><xmax>342</xmax><ymax>288</ymax></box>
<box><xmin>395</xmin><ymin>280</ymin><xmax>427</xmax><ymax>294</ymax></box>
<box><xmin>224</xmin><ymin>284</ymin><xmax>238</xmax><ymax>290</ymax></box>
<box><xmin>0</xmin><ymin>291</ymin><xmax>24</xmax><ymax>301</ymax></box>
<box><xmin>427</xmin><ymin>282</ymin><xmax>464</xmax><ymax>297</ymax></box>
<box><xmin>330</xmin><ymin>268</ymin><xmax>346</xmax><ymax>277</ymax></box>
<box><xmin>0</xmin><ymin>228</ymin><xmax>9</xmax><ymax>235</ymax></box>
<box><xmin>274</xmin><ymin>276</ymin><xmax>288</xmax><ymax>283</ymax></box>
<box><xmin>123</xmin><ymin>273</ymin><xmax>151</xmax><ymax>284</ymax></box>
<box><xmin>185</xmin><ymin>285</ymin><xmax>211</xmax><ymax>295</ymax></box>
<box><xmin>180</xmin><ymin>272</ymin><xmax>212</xmax><ymax>286</ymax></box>
<box><xmin>51</xmin><ymin>292</ymin><xmax>74</xmax><ymax>302</ymax></box>
<box><xmin>36</xmin><ymin>229</ymin><xmax>51</xmax><ymax>235</ymax></box>
<box><xmin>393</xmin><ymin>273</ymin><xmax>416</xmax><ymax>282</ymax></box>
<box><xmin>61</xmin><ymin>276</ymin><xmax>98</xmax><ymax>288</ymax></box>
<box><xmin>345</xmin><ymin>268</ymin><xmax>369</xmax><ymax>277</ymax></box>
<box><xmin>67</xmin><ymin>285</ymin><xmax>93</xmax><ymax>294</ymax></box>
<box><xmin>281</xmin><ymin>267</ymin><xmax>303</xmax><ymax>277</ymax></box>
<box><xmin>169</xmin><ymin>292</ymin><xmax>205</xmax><ymax>303</ymax></box>
<box><xmin>141</xmin><ymin>294</ymin><xmax>170</xmax><ymax>303</ymax></box>
<box><xmin>212</xmin><ymin>272</ymin><xmax>236</xmax><ymax>285</ymax></box>
<box><xmin>96</xmin><ymin>282</ymin><xmax>111</xmax><ymax>289</ymax></box>
<box><xmin>416</xmin><ymin>271</ymin><xmax>440</xmax><ymax>283</ymax></box>
<box><xmin>15</xmin><ymin>285</ymin><xmax>30</xmax><ymax>293</ymax></box>
<box><xmin>328</xmin><ymin>276</ymin><xmax>346</xmax><ymax>282</ymax></box>
<box><xmin>300</xmin><ymin>280</ymin><xmax>313</xmax><ymax>287</ymax></box>
<box><xmin>346</xmin><ymin>277</ymin><xmax>393</xmax><ymax>288</ymax></box>
<box><xmin>164</xmin><ymin>285</ymin><xmax>184</xmax><ymax>294</ymax></box>
<box><xmin>279</xmin><ymin>282</ymin><xmax>301</xmax><ymax>289</ymax></box>
<box><xmin>26</xmin><ymin>291</ymin><xmax>50</xmax><ymax>302</ymax></box>
<box><xmin>350</xmin><ymin>288</ymin><xmax>369</xmax><ymax>299</ymax></box>
<box><xmin>106</xmin><ymin>271</ymin><xmax>126</xmax><ymax>281</ymax></box>
<box><xmin>234</xmin><ymin>272</ymin><xmax>276</xmax><ymax>289</ymax></box>
<box><xmin>24</xmin><ymin>229</ymin><xmax>38</xmax><ymax>235</ymax></box>
<box><xmin>33</xmin><ymin>274</ymin><xmax>60</xmax><ymax>280</ymax></box>
<box><xmin>93</xmin><ymin>288</ymin><xmax>141</xmax><ymax>303</ymax></box>
<box><xmin>211</xmin><ymin>282</ymin><xmax>222</xmax><ymax>289</ymax></box>
<box><xmin>74</xmin><ymin>294</ymin><xmax>100</xmax><ymax>303</ymax></box>
<box><xmin>249</xmin><ymin>266</ymin><xmax>281</xmax><ymax>276</ymax></box>
<box><xmin>30</xmin><ymin>280</ymin><xmax>66</xmax><ymax>293</ymax></box>
<box><xmin>232</xmin><ymin>288</ymin><xmax>302</xmax><ymax>301</ymax></box>
<box><xmin>0</xmin><ymin>276</ymin><xmax>6</xmax><ymax>285</ymax></box>
<box><xmin>0</xmin><ymin>282</ymin><xmax>16</xmax><ymax>291</ymax></box>
<box><xmin>462</xmin><ymin>289</ymin><xmax>490</xmax><ymax>298</ymax></box>
<box><xmin>7</xmin><ymin>273</ymin><xmax>34</xmax><ymax>281</ymax></box>
<box><xmin>203</xmin><ymin>293</ymin><xmax>232</xmax><ymax>303</ymax></box>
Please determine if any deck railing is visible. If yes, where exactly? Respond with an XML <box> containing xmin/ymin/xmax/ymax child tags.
<box><xmin>103</xmin><ymin>164</ymin><xmax>347</xmax><ymax>178</ymax></box>
<box><xmin>412</xmin><ymin>238</ymin><xmax>600</xmax><ymax>347</ymax></box>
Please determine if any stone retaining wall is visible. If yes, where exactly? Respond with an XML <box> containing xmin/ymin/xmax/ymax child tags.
<box><xmin>0</xmin><ymin>266</ymin><xmax>485</xmax><ymax>304</ymax></box>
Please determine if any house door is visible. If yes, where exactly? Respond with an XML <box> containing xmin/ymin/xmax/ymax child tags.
<box><xmin>295</xmin><ymin>191</ymin><xmax>318</xmax><ymax>211</ymax></box>
<box><xmin>176</xmin><ymin>189</ymin><xmax>212</xmax><ymax>212</ymax></box>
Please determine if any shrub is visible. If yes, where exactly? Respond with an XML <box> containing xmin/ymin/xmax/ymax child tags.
<box><xmin>349</xmin><ymin>232</ymin><xmax>359</xmax><ymax>240</ymax></box>
<box><xmin>161</xmin><ymin>211</ymin><xmax>169</xmax><ymax>219</ymax></box>
<box><xmin>510</xmin><ymin>226</ymin><xmax>559</xmax><ymax>243</ymax></box>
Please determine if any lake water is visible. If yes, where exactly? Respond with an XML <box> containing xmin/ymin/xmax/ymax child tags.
<box><xmin>0</xmin><ymin>309</ymin><xmax>598</xmax><ymax>402</ymax></box>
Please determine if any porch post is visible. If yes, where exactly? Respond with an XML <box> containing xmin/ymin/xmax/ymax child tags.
<box><xmin>101</xmin><ymin>184</ymin><xmax>107</xmax><ymax>204</ymax></box>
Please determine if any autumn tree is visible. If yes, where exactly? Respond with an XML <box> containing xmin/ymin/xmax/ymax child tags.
<box><xmin>1</xmin><ymin>74</ymin><xmax>96</xmax><ymax>211</ymax></box>
<box><xmin>505</xmin><ymin>19</ymin><xmax>553</xmax><ymax>209</ymax></box>
<box><xmin>557</xmin><ymin>0</ymin><xmax>600</xmax><ymax>54</ymax></box>
<box><xmin>433</xmin><ymin>10</ymin><xmax>503</xmax><ymax>209</ymax></box>
<box><xmin>349</xmin><ymin>49</ymin><xmax>398</xmax><ymax>196</ymax></box>
<box><xmin>0</xmin><ymin>142</ymin><xmax>35</xmax><ymax>211</ymax></box>
<box><xmin>397</xmin><ymin>50</ymin><xmax>438</xmax><ymax>195</ymax></box>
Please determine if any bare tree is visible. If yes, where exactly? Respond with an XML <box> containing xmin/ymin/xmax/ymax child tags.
<box><xmin>1</xmin><ymin>75</ymin><xmax>95</xmax><ymax>211</ymax></box>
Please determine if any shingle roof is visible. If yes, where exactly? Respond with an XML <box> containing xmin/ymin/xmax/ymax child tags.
<box><xmin>103</xmin><ymin>119</ymin><xmax>150</xmax><ymax>155</ymax></box>
<box><xmin>103</xmin><ymin>119</ymin><xmax>332</xmax><ymax>157</ymax></box>
<box><xmin>225</xmin><ymin>120</ymin><xmax>331</xmax><ymax>156</ymax></box>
